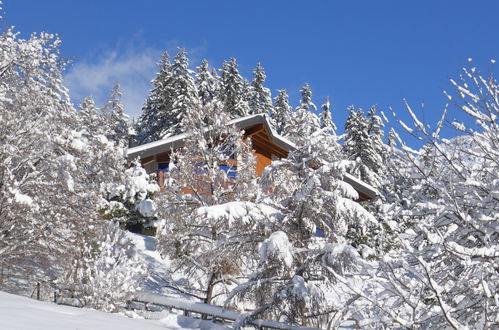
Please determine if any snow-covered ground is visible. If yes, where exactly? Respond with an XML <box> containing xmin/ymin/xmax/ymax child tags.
<box><xmin>0</xmin><ymin>232</ymin><xmax>231</xmax><ymax>330</ymax></box>
<box><xmin>0</xmin><ymin>291</ymin><xmax>230</xmax><ymax>330</ymax></box>
<box><xmin>0</xmin><ymin>290</ymin><xmax>164</xmax><ymax>330</ymax></box>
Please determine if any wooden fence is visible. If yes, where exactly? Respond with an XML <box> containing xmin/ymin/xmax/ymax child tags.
<box><xmin>129</xmin><ymin>292</ymin><xmax>321</xmax><ymax>330</ymax></box>
<box><xmin>28</xmin><ymin>282</ymin><xmax>321</xmax><ymax>330</ymax></box>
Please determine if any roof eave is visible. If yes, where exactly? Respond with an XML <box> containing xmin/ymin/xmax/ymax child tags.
<box><xmin>343</xmin><ymin>173</ymin><xmax>378</xmax><ymax>200</ymax></box>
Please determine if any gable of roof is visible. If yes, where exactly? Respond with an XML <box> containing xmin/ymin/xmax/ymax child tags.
<box><xmin>127</xmin><ymin>114</ymin><xmax>294</xmax><ymax>160</ymax></box>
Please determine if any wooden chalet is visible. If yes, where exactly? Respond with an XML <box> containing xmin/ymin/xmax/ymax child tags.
<box><xmin>126</xmin><ymin>114</ymin><xmax>377</xmax><ymax>202</ymax></box>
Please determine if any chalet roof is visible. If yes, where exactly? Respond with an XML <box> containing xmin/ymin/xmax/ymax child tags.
<box><xmin>126</xmin><ymin>113</ymin><xmax>377</xmax><ymax>200</ymax></box>
<box><xmin>126</xmin><ymin>114</ymin><xmax>294</xmax><ymax>159</ymax></box>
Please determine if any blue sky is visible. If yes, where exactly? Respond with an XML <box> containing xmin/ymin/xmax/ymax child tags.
<box><xmin>3</xmin><ymin>1</ymin><xmax>498</xmax><ymax>134</ymax></box>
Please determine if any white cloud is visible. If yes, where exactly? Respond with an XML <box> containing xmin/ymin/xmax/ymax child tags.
<box><xmin>64</xmin><ymin>45</ymin><xmax>161</xmax><ymax>119</ymax></box>
<box><xmin>64</xmin><ymin>39</ymin><xmax>209</xmax><ymax>119</ymax></box>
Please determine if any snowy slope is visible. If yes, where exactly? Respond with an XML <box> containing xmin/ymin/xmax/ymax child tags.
<box><xmin>0</xmin><ymin>291</ymin><xmax>232</xmax><ymax>330</ymax></box>
<box><xmin>0</xmin><ymin>291</ymin><xmax>170</xmax><ymax>330</ymax></box>
<box><xmin>124</xmin><ymin>231</ymin><xmax>191</xmax><ymax>297</ymax></box>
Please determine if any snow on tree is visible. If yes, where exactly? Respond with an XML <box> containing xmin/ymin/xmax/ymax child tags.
<box><xmin>283</xmin><ymin>83</ymin><xmax>321</xmax><ymax>145</ymax></box>
<box><xmin>370</xmin><ymin>63</ymin><xmax>499</xmax><ymax>329</ymax></box>
<box><xmin>0</xmin><ymin>27</ymin><xmax>136</xmax><ymax>300</ymax></box>
<box><xmin>262</xmin><ymin>129</ymin><xmax>376</xmax><ymax>248</ymax></box>
<box><xmin>101</xmin><ymin>81</ymin><xmax>130</xmax><ymax>147</ymax></box>
<box><xmin>297</xmin><ymin>82</ymin><xmax>317</xmax><ymax>112</ymax></box>
<box><xmin>270</xmin><ymin>89</ymin><xmax>293</xmax><ymax>134</ymax></box>
<box><xmin>227</xmin><ymin>130</ymin><xmax>379</xmax><ymax>327</ymax></box>
<box><xmin>219</xmin><ymin>58</ymin><xmax>250</xmax><ymax>118</ymax></box>
<box><xmin>320</xmin><ymin>96</ymin><xmax>336</xmax><ymax>134</ymax></box>
<box><xmin>135</xmin><ymin>52</ymin><xmax>172</xmax><ymax>144</ymax></box>
<box><xmin>195</xmin><ymin>59</ymin><xmax>219</xmax><ymax>106</ymax></box>
<box><xmin>103</xmin><ymin>160</ymin><xmax>160</xmax><ymax>230</ymax></box>
<box><xmin>78</xmin><ymin>96</ymin><xmax>104</xmax><ymax>135</ymax></box>
<box><xmin>247</xmin><ymin>63</ymin><xmax>272</xmax><ymax>115</ymax></box>
<box><xmin>61</xmin><ymin>221</ymin><xmax>147</xmax><ymax>312</ymax></box>
<box><xmin>0</xmin><ymin>30</ymin><xmax>79</xmax><ymax>278</ymax></box>
<box><xmin>343</xmin><ymin>105</ymin><xmax>387</xmax><ymax>189</ymax></box>
<box><xmin>342</xmin><ymin>105</ymin><xmax>400</xmax><ymax>256</ymax></box>
<box><xmin>136</xmin><ymin>49</ymin><xmax>198</xmax><ymax>144</ymax></box>
<box><xmin>155</xmin><ymin>101</ymin><xmax>261</xmax><ymax>304</ymax></box>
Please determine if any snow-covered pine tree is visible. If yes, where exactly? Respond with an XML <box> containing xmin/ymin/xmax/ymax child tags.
<box><xmin>136</xmin><ymin>49</ymin><xmax>198</xmax><ymax>144</ymax></box>
<box><xmin>283</xmin><ymin>83</ymin><xmax>321</xmax><ymax>145</ymax></box>
<box><xmin>78</xmin><ymin>96</ymin><xmax>104</xmax><ymax>136</ymax></box>
<box><xmin>195</xmin><ymin>59</ymin><xmax>219</xmax><ymax>106</ymax></box>
<box><xmin>320</xmin><ymin>96</ymin><xmax>336</xmax><ymax>134</ymax></box>
<box><xmin>343</xmin><ymin>106</ymin><xmax>368</xmax><ymax>159</ymax></box>
<box><xmin>343</xmin><ymin>105</ymin><xmax>386</xmax><ymax>189</ymax></box>
<box><xmin>270</xmin><ymin>89</ymin><xmax>292</xmax><ymax>134</ymax></box>
<box><xmin>135</xmin><ymin>52</ymin><xmax>171</xmax><ymax>144</ymax></box>
<box><xmin>155</xmin><ymin>100</ymin><xmax>261</xmax><ymax>305</ymax></box>
<box><xmin>343</xmin><ymin>105</ymin><xmax>399</xmax><ymax>256</ymax></box>
<box><xmin>102</xmin><ymin>160</ymin><xmax>160</xmax><ymax>231</ymax></box>
<box><xmin>367</xmin><ymin>106</ymin><xmax>388</xmax><ymax>167</ymax></box>
<box><xmin>101</xmin><ymin>82</ymin><xmax>130</xmax><ymax>147</ymax></box>
<box><xmin>247</xmin><ymin>63</ymin><xmax>272</xmax><ymax>115</ymax></box>
<box><xmin>298</xmin><ymin>82</ymin><xmax>316</xmax><ymax>112</ymax></box>
<box><xmin>219</xmin><ymin>58</ymin><xmax>250</xmax><ymax>118</ymax></box>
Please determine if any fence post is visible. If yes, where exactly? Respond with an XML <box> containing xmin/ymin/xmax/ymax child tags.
<box><xmin>36</xmin><ymin>282</ymin><xmax>40</xmax><ymax>300</ymax></box>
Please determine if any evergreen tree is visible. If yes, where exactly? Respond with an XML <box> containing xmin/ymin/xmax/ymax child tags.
<box><xmin>102</xmin><ymin>82</ymin><xmax>130</xmax><ymax>146</ymax></box>
<box><xmin>320</xmin><ymin>96</ymin><xmax>336</xmax><ymax>134</ymax></box>
<box><xmin>297</xmin><ymin>82</ymin><xmax>317</xmax><ymax>112</ymax></box>
<box><xmin>247</xmin><ymin>63</ymin><xmax>272</xmax><ymax>115</ymax></box>
<box><xmin>195</xmin><ymin>59</ymin><xmax>219</xmax><ymax>106</ymax></box>
<box><xmin>270</xmin><ymin>89</ymin><xmax>292</xmax><ymax>134</ymax></box>
<box><xmin>219</xmin><ymin>58</ymin><xmax>249</xmax><ymax>118</ymax></box>
<box><xmin>102</xmin><ymin>160</ymin><xmax>160</xmax><ymax>230</ymax></box>
<box><xmin>136</xmin><ymin>49</ymin><xmax>198</xmax><ymax>144</ymax></box>
<box><xmin>135</xmin><ymin>52</ymin><xmax>172</xmax><ymax>144</ymax></box>
<box><xmin>283</xmin><ymin>83</ymin><xmax>320</xmax><ymax>145</ymax></box>
<box><xmin>343</xmin><ymin>105</ymin><xmax>386</xmax><ymax>188</ymax></box>
<box><xmin>79</xmin><ymin>96</ymin><xmax>104</xmax><ymax>135</ymax></box>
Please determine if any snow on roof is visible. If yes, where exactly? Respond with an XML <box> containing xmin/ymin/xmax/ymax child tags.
<box><xmin>127</xmin><ymin>132</ymin><xmax>189</xmax><ymax>159</ymax></box>
<box><xmin>343</xmin><ymin>173</ymin><xmax>378</xmax><ymax>200</ymax></box>
<box><xmin>126</xmin><ymin>114</ymin><xmax>295</xmax><ymax>160</ymax></box>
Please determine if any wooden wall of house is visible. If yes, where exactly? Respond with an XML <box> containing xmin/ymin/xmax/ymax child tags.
<box><xmin>138</xmin><ymin>136</ymin><xmax>287</xmax><ymax>188</ymax></box>
<box><xmin>254</xmin><ymin>152</ymin><xmax>272</xmax><ymax>177</ymax></box>
<box><xmin>142</xmin><ymin>160</ymin><xmax>157</xmax><ymax>174</ymax></box>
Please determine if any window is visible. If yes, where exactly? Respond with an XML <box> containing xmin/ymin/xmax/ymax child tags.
<box><xmin>315</xmin><ymin>227</ymin><xmax>325</xmax><ymax>238</ymax></box>
<box><xmin>158</xmin><ymin>162</ymin><xmax>169</xmax><ymax>172</ymax></box>
<box><xmin>220</xmin><ymin>142</ymin><xmax>236</xmax><ymax>160</ymax></box>
<box><xmin>219</xmin><ymin>164</ymin><xmax>237</xmax><ymax>179</ymax></box>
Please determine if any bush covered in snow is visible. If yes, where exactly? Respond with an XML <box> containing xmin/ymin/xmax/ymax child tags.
<box><xmin>102</xmin><ymin>160</ymin><xmax>159</xmax><ymax>228</ymax></box>
<box><xmin>61</xmin><ymin>222</ymin><xmax>147</xmax><ymax>312</ymax></box>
